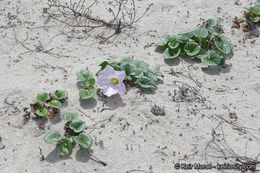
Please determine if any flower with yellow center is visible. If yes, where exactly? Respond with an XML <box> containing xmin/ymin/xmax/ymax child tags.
<box><xmin>97</xmin><ymin>65</ymin><xmax>126</xmax><ymax>97</ymax></box>
<box><xmin>110</xmin><ymin>77</ymin><xmax>120</xmax><ymax>87</ymax></box>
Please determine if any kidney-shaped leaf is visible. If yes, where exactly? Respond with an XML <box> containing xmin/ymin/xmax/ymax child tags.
<box><xmin>214</xmin><ymin>40</ymin><xmax>230</xmax><ymax>55</ymax></box>
<box><xmin>79</xmin><ymin>88</ymin><xmax>96</xmax><ymax>100</ymax></box>
<box><xmin>176</xmin><ymin>32</ymin><xmax>193</xmax><ymax>43</ymax></box>
<box><xmin>137</xmin><ymin>76</ymin><xmax>156</xmax><ymax>89</ymax></box>
<box><xmin>155</xmin><ymin>39</ymin><xmax>168</xmax><ymax>47</ymax></box>
<box><xmin>76</xmin><ymin>70</ymin><xmax>93</xmax><ymax>81</ymax></box>
<box><xmin>249</xmin><ymin>16</ymin><xmax>260</xmax><ymax>23</ymax></box>
<box><xmin>133</xmin><ymin>60</ymin><xmax>149</xmax><ymax>70</ymax></box>
<box><xmin>201</xmin><ymin>50</ymin><xmax>221</xmax><ymax>66</ymax></box>
<box><xmin>196</xmin><ymin>49</ymin><xmax>208</xmax><ymax>59</ymax></box>
<box><xmin>145</xmin><ymin>71</ymin><xmax>158</xmax><ymax>82</ymax></box>
<box><xmin>148</xmin><ymin>68</ymin><xmax>164</xmax><ymax>78</ymax></box>
<box><xmin>86</xmin><ymin>78</ymin><xmax>96</xmax><ymax>87</ymax></box>
<box><xmin>168</xmin><ymin>40</ymin><xmax>179</xmax><ymax>49</ymax></box>
<box><xmin>36</xmin><ymin>92</ymin><xmax>50</xmax><ymax>103</ymax></box>
<box><xmin>248</xmin><ymin>6</ymin><xmax>260</xmax><ymax>15</ymax></box>
<box><xmin>48</xmin><ymin>100</ymin><xmax>61</xmax><ymax>109</ymax></box>
<box><xmin>44</xmin><ymin>130</ymin><xmax>62</xmax><ymax>143</ymax></box>
<box><xmin>63</xmin><ymin>113</ymin><xmax>78</xmax><ymax>121</ymax></box>
<box><xmin>193</xmin><ymin>28</ymin><xmax>208</xmax><ymax>38</ymax></box>
<box><xmin>36</xmin><ymin>108</ymin><xmax>48</xmax><ymax>117</ymax></box>
<box><xmin>184</xmin><ymin>42</ymin><xmax>201</xmax><ymax>56</ymax></box>
<box><xmin>121</xmin><ymin>62</ymin><xmax>136</xmax><ymax>77</ymax></box>
<box><xmin>69</xmin><ymin>120</ymin><xmax>86</xmax><ymax>133</ymax></box>
<box><xmin>59</xmin><ymin>138</ymin><xmax>72</xmax><ymax>156</ymax></box>
<box><xmin>205</xmin><ymin>18</ymin><xmax>221</xmax><ymax>27</ymax></box>
<box><xmin>74</xmin><ymin>133</ymin><xmax>93</xmax><ymax>149</ymax></box>
<box><xmin>164</xmin><ymin>48</ymin><xmax>181</xmax><ymax>59</ymax></box>
<box><xmin>53</xmin><ymin>90</ymin><xmax>68</xmax><ymax>100</ymax></box>
<box><xmin>164</xmin><ymin>34</ymin><xmax>176</xmax><ymax>42</ymax></box>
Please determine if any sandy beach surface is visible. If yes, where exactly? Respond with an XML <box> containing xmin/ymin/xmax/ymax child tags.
<box><xmin>0</xmin><ymin>0</ymin><xmax>260</xmax><ymax>172</ymax></box>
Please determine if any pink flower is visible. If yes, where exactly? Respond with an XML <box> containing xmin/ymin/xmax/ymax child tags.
<box><xmin>97</xmin><ymin>65</ymin><xmax>126</xmax><ymax>97</ymax></box>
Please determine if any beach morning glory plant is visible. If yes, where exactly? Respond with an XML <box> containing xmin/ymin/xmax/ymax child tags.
<box><xmin>97</xmin><ymin>65</ymin><xmax>126</xmax><ymax>97</ymax></box>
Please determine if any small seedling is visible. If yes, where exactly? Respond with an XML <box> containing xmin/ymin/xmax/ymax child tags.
<box><xmin>36</xmin><ymin>108</ymin><xmax>48</xmax><ymax>117</ymax></box>
<box><xmin>53</xmin><ymin>90</ymin><xmax>68</xmax><ymax>100</ymax></box>
<box><xmin>99</xmin><ymin>57</ymin><xmax>164</xmax><ymax>89</ymax></box>
<box><xmin>33</xmin><ymin>92</ymin><xmax>50</xmax><ymax>104</ymax></box>
<box><xmin>156</xmin><ymin>18</ymin><xmax>233</xmax><ymax>66</ymax></box>
<box><xmin>76</xmin><ymin>70</ymin><xmax>96</xmax><ymax>100</ymax></box>
<box><xmin>232</xmin><ymin>6</ymin><xmax>260</xmax><ymax>32</ymax></box>
<box><xmin>69</xmin><ymin>120</ymin><xmax>86</xmax><ymax>133</ymax></box>
<box><xmin>247</xmin><ymin>5</ymin><xmax>260</xmax><ymax>23</ymax></box>
<box><xmin>30</xmin><ymin>91</ymin><xmax>67</xmax><ymax>119</ymax></box>
<box><xmin>44</xmin><ymin>114</ymin><xmax>93</xmax><ymax>156</ymax></box>
<box><xmin>48</xmin><ymin>100</ymin><xmax>62</xmax><ymax>109</ymax></box>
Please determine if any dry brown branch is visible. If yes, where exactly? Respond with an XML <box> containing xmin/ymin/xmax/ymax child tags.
<box><xmin>44</xmin><ymin>0</ymin><xmax>152</xmax><ymax>42</ymax></box>
<box><xmin>204</xmin><ymin>119</ymin><xmax>260</xmax><ymax>172</ymax></box>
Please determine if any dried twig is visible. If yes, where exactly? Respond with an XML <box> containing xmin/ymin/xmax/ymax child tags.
<box><xmin>86</xmin><ymin>114</ymin><xmax>115</xmax><ymax>132</ymax></box>
<box><xmin>39</xmin><ymin>147</ymin><xmax>45</xmax><ymax>161</ymax></box>
<box><xmin>44</xmin><ymin>0</ymin><xmax>152</xmax><ymax>42</ymax></box>
<box><xmin>204</xmin><ymin>119</ymin><xmax>259</xmax><ymax>171</ymax></box>
<box><xmin>4</xmin><ymin>96</ymin><xmax>21</xmax><ymax>113</ymax></box>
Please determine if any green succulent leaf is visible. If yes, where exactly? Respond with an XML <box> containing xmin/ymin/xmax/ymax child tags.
<box><xmin>48</xmin><ymin>100</ymin><xmax>61</xmax><ymax>109</ymax></box>
<box><xmin>184</xmin><ymin>42</ymin><xmax>201</xmax><ymax>56</ymax></box>
<box><xmin>135</xmin><ymin>69</ymin><xmax>144</xmax><ymax>78</ymax></box>
<box><xmin>53</xmin><ymin>90</ymin><xmax>68</xmax><ymax>100</ymax></box>
<box><xmin>164</xmin><ymin>48</ymin><xmax>181</xmax><ymax>59</ymax></box>
<box><xmin>59</xmin><ymin>139</ymin><xmax>72</xmax><ymax>156</ymax></box>
<box><xmin>36</xmin><ymin>92</ymin><xmax>50</xmax><ymax>103</ymax></box>
<box><xmin>63</xmin><ymin>113</ymin><xmax>78</xmax><ymax>121</ymax></box>
<box><xmin>201</xmin><ymin>50</ymin><xmax>221</xmax><ymax>66</ymax></box>
<box><xmin>136</xmin><ymin>76</ymin><xmax>156</xmax><ymax>89</ymax></box>
<box><xmin>168</xmin><ymin>40</ymin><xmax>180</xmax><ymax>49</ymax></box>
<box><xmin>249</xmin><ymin>16</ymin><xmax>260</xmax><ymax>23</ymax></box>
<box><xmin>133</xmin><ymin>60</ymin><xmax>149</xmax><ymax>70</ymax></box>
<box><xmin>74</xmin><ymin>133</ymin><xmax>93</xmax><ymax>149</ymax></box>
<box><xmin>76</xmin><ymin>70</ymin><xmax>93</xmax><ymax>81</ymax></box>
<box><xmin>36</xmin><ymin>108</ymin><xmax>48</xmax><ymax>117</ymax></box>
<box><xmin>145</xmin><ymin>71</ymin><xmax>158</xmax><ymax>82</ymax></box>
<box><xmin>155</xmin><ymin>39</ymin><xmax>168</xmax><ymax>47</ymax></box>
<box><xmin>201</xmin><ymin>38</ymin><xmax>210</xmax><ymax>47</ymax></box>
<box><xmin>86</xmin><ymin>78</ymin><xmax>95</xmax><ymax>87</ymax></box>
<box><xmin>196</xmin><ymin>49</ymin><xmax>208</xmax><ymax>59</ymax></box>
<box><xmin>165</xmin><ymin>34</ymin><xmax>176</xmax><ymax>42</ymax></box>
<box><xmin>208</xmin><ymin>29</ymin><xmax>221</xmax><ymax>41</ymax></box>
<box><xmin>214</xmin><ymin>40</ymin><xmax>230</xmax><ymax>55</ymax></box>
<box><xmin>120</xmin><ymin>62</ymin><xmax>136</xmax><ymax>77</ymax></box>
<box><xmin>193</xmin><ymin>28</ymin><xmax>208</xmax><ymax>38</ymax></box>
<box><xmin>79</xmin><ymin>88</ymin><xmax>96</xmax><ymax>100</ymax></box>
<box><xmin>148</xmin><ymin>68</ymin><xmax>164</xmax><ymax>78</ymax></box>
<box><xmin>99</xmin><ymin>61</ymin><xmax>121</xmax><ymax>71</ymax></box>
<box><xmin>69</xmin><ymin>120</ymin><xmax>86</xmax><ymax>133</ymax></box>
<box><xmin>120</xmin><ymin>57</ymin><xmax>136</xmax><ymax>64</ymax></box>
<box><xmin>44</xmin><ymin>131</ymin><xmax>62</xmax><ymax>143</ymax></box>
<box><xmin>176</xmin><ymin>32</ymin><xmax>193</xmax><ymax>43</ymax></box>
<box><xmin>205</xmin><ymin>18</ymin><xmax>221</xmax><ymax>27</ymax></box>
<box><xmin>248</xmin><ymin>6</ymin><xmax>260</xmax><ymax>15</ymax></box>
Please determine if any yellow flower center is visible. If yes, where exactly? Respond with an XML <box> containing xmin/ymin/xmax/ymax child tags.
<box><xmin>110</xmin><ymin>77</ymin><xmax>119</xmax><ymax>87</ymax></box>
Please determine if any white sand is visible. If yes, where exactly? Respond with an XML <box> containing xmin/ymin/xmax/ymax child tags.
<box><xmin>0</xmin><ymin>0</ymin><xmax>260</xmax><ymax>172</ymax></box>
